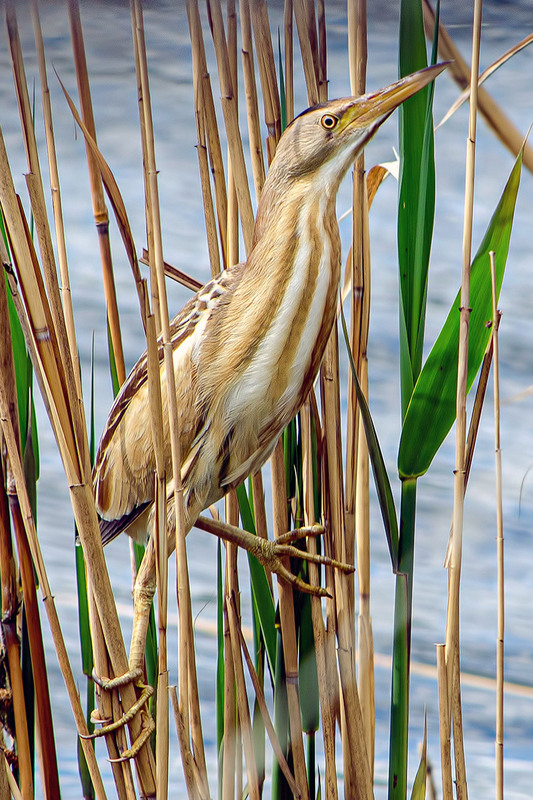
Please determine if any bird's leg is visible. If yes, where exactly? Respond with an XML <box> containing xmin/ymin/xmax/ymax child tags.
<box><xmin>84</xmin><ymin>537</ymin><xmax>157</xmax><ymax>759</ymax></box>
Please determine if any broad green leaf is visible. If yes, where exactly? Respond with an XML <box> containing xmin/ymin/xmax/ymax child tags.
<box><xmin>399</xmin><ymin>149</ymin><xmax>522</xmax><ymax>478</ymax></box>
<box><xmin>398</xmin><ymin>0</ymin><xmax>437</xmax><ymax>414</ymax></box>
<box><xmin>341</xmin><ymin>308</ymin><xmax>399</xmax><ymax>569</ymax></box>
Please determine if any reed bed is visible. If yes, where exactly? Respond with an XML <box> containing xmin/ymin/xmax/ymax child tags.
<box><xmin>0</xmin><ymin>1</ymin><xmax>530</xmax><ymax>799</ymax></box>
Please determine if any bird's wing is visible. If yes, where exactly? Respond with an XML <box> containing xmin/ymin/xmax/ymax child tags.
<box><xmin>93</xmin><ymin>266</ymin><xmax>241</xmax><ymax>539</ymax></box>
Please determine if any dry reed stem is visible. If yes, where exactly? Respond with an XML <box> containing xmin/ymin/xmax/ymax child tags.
<box><xmin>89</xmin><ymin>594</ymin><xmax>130</xmax><ymax>795</ymax></box>
<box><xmin>284</xmin><ymin>0</ymin><xmax>294</xmax><ymax>122</ymax></box>
<box><xmin>446</xmin><ymin>0</ymin><xmax>482</xmax><ymax>707</ymax></box>
<box><xmin>0</xmin><ymin>253</ymin><xmax>34</xmax><ymax>799</ymax></box>
<box><xmin>206</xmin><ymin>0</ymin><xmax>254</xmax><ymax>253</ymax></box>
<box><xmin>226</xmin><ymin>594</ymin><xmax>260</xmax><ymax>799</ymax></box>
<box><xmin>271</xmin><ymin>441</ymin><xmax>310</xmax><ymax>800</ymax></box>
<box><xmin>0</xmin><ymin>481</ymin><xmax>33</xmax><ymax>799</ymax></box>
<box><xmin>321</xmin><ymin>332</ymin><xmax>373</xmax><ymax>799</ymax></box>
<box><xmin>170</xmin><ymin>687</ymin><xmax>203</xmax><ymax>800</ymax></box>
<box><xmin>490</xmin><ymin>250</ymin><xmax>504</xmax><ymax>800</ymax></box>
<box><xmin>422</xmin><ymin>0</ymin><xmax>533</xmax><ymax>174</ymax></box>
<box><xmin>451</xmin><ymin>655</ymin><xmax>468</xmax><ymax>800</ymax></box>
<box><xmin>129</xmin><ymin>6</ymin><xmax>172</xmax><ymax>793</ymax></box>
<box><xmin>133</xmin><ymin>0</ymin><xmax>210</xmax><ymax>788</ymax></box>
<box><xmin>222</xmin><ymin>598</ymin><xmax>236</xmax><ymax>800</ymax></box>
<box><xmin>230</xmin><ymin>594</ymin><xmax>300</xmax><ymax>794</ymax></box>
<box><xmin>436</xmin><ymin>645</ymin><xmax>453</xmax><ymax>799</ymax></box>
<box><xmin>29</xmin><ymin>0</ymin><xmax>81</xmax><ymax>394</ymax></box>
<box><xmin>293</xmin><ymin>0</ymin><xmax>319</xmax><ymax>105</ymax></box>
<box><xmin>130</xmin><ymin>0</ymin><xmax>160</xmax><ymax>333</ymax></box>
<box><xmin>301</xmin><ymin>399</ymin><xmax>339</xmax><ymax>800</ymax></box>
<box><xmin>249</xmin><ymin>0</ymin><xmax>281</xmax><ymax>158</ymax></box>
<box><xmin>239</xmin><ymin>0</ymin><xmax>267</xmax><ymax>195</ymax></box>
<box><xmin>186</xmin><ymin>0</ymin><xmax>228</xmax><ymax>271</ymax></box>
<box><xmin>346</xmin><ymin>0</ymin><xmax>376</xmax><ymax>772</ymax></box>
<box><xmin>0</xmin><ymin>115</ymin><xmax>155</xmax><ymax>793</ymax></box>
<box><xmin>0</xmin><ymin>415</ymin><xmax>110</xmax><ymax>798</ymax></box>
<box><xmin>226</xmin><ymin>0</ymin><xmax>239</xmax><ymax>269</ymax></box>
<box><xmin>189</xmin><ymin>61</ymin><xmax>222</xmax><ymax>278</ymax></box>
<box><xmin>10</xmin><ymin>495</ymin><xmax>61</xmax><ymax>799</ymax></box>
<box><xmin>2</xmin><ymin>751</ymin><xmax>22</xmax><ymax>800</ymax></box>
<box><xmin>68</xmin><ymin>0</ymin><xmax>126</xmax><ymax>384</ymax></box>
<box><xmin>445</xmin><ymin>1</ymin><xmax>484</xmax><ymax>794</ymax></box>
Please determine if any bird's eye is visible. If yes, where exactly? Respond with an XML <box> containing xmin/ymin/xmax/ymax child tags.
<box><xmin>321</xmin><ymin>114</ymin><xmax>338</xmax><ymax>130</ymax></box>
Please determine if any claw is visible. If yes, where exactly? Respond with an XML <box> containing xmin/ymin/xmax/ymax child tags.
<box><xmin>82</xmin><ymin>670</ymin><xmax>154</xmax><ymax>761</ymax></box>
<box><xmin>108</xmin><ymin>714</ymin><xmax>155</xmax><ymax>762</ymax></box>
<box><xmin>91</xmin><ymin>666</ymin><xmax>143</xmax><ymax>690</ymax></box>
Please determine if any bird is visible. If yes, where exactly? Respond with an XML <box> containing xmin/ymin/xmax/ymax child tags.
<box><xmin>91</xmin><ymin>63</ymin><xmax>445</xmax><ymax>747</ymax></box>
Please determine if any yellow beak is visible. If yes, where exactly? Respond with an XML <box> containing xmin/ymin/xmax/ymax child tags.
<box><xmin>345</xmin><ymin>62</ymin><xmax>448</xmax><ymax>129</ymax></box>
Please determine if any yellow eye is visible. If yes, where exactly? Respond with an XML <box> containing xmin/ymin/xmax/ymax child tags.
<box><xmin>321</xmin><ymin>113</ymin><xmax>338</xmax><ymax>130</ymax></box>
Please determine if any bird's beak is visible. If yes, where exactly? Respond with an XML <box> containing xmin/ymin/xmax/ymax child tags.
<box><xmin>342</xmin><ymin>62</ymin><xmax>448</xmax><ymax>131</ymax></box>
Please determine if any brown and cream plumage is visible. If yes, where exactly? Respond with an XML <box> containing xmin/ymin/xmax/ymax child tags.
<box><xmin>92</xmin><ymin>65</ymin><xmax>445</xmax><ymax>698</ymax></box>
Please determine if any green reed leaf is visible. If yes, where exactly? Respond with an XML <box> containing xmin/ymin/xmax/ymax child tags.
<box><xmin>398</xmin><ymin>148</ymin><xmax>523</xmax><ymax>479</ymax></box>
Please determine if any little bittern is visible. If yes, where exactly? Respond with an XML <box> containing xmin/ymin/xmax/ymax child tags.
<box><xmin>92</xmin><ymin>64</ymin><xmax>445</xmax><ymax>724</ymax></box>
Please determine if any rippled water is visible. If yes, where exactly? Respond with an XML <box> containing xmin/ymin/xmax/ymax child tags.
<box><xmin>1</xmin><ymin>1</ymin><xmax>532</xmax><ymax>797</ymax></box>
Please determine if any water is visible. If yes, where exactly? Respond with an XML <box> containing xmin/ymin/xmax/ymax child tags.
<box><xmin>1</xmin><ymin>0</ymin><xmax>532</xmax><ymax>796</ymax></box>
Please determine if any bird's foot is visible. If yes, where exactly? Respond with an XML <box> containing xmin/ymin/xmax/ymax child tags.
<box><xmin>195</xmin><ymin>515</ymin><xmax>353</xmax><ymax>596</ymax></box>
<box><xmin>255</xmin><ymin>525</ymin><xmax>353</xmax><ymax>596</ymax></box>
<box><xmin>81</xmin><ymin>668</ymin><xmax>154</xmax><ymax>761</ymax></box>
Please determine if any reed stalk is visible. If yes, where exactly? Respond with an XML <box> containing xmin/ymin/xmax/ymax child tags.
<box><xmin>490</xmin><ymin>250</ymin><xmax>504</xmax><ymax>800</ymax></box>
<box><xmin>444</xmin><ymin>4</ymin><xmax>483</xmax><ymax>797</ymax></box>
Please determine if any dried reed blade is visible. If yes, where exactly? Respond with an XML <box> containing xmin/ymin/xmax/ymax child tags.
<box><xmin>140</xmin><ymin>249</ymin><xmax>203</xmax><ymax>292</ymax></box>
<box><xmin>56</xmin><ymin>73</ymin><xmax>148</xmax><ymax>332</ymax></box>
<box><xmin>68</xmin><ymin>0</ymin><xmax>126</xmax><ymax>383</ymax></box>
<box><xmin>422</xmin><ymin>0</ymin><xmax>533</xmax><ymax>174</ymax></box>
<box><xmin>438</xmin><ymin>32</ymin><xmax>533</xmax><ymax>129</ymax></box>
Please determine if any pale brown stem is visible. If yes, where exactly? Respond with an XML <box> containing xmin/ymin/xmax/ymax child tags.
<box><xmin>490</xmin><ymin>251</ymin><xmax>504</xmax><ymax>800</ymax></box>
<box><xmin>271</xmin><ymin>440</ymin><xmax>310</xmax><ymax>800</ymax></box>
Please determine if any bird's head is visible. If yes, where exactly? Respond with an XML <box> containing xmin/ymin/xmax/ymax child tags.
<box><xmin>266</xmin><ymin>62</ymin><xmax>447</xmax><ymax>195</ymax></box>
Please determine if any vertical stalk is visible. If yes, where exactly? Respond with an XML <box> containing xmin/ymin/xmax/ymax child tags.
<box><xmin>388</xmin><ymin>477</ymin><xmax>416</xmax><ymax>800</ymax></box>
<box><xmin>490</xmin><ymin>251</ymin><xmax>504</xmax><ymax>800</ymax></box>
